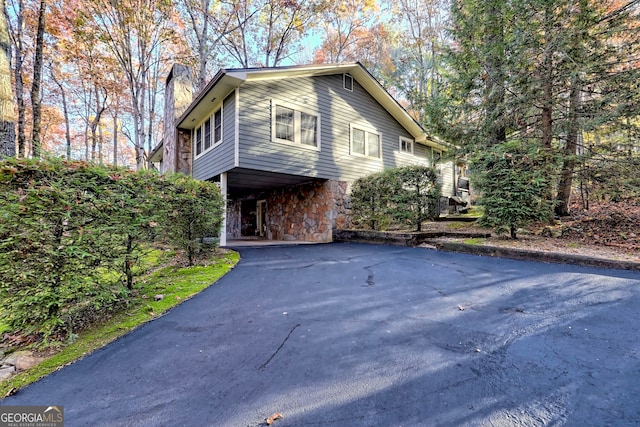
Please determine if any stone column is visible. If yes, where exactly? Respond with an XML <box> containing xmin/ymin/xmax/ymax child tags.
<box><xmin>163</xmin><ymin>64</ymin><xmax>193</xmax><ymax>174</ymax></box>
<box><xmin>220</xmin><ymin>173</ymin><xmax>228</xmax><ymax>246</ymax></box>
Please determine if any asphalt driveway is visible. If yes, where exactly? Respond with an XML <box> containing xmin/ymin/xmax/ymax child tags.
<box><xmin>3</xmin><ymin>243</ymin><xmax>640</xmax><ymax>426</ymax></box>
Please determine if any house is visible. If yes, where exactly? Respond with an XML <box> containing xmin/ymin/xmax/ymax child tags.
<box><xmin>151</xmin><ymin>62</ymin><xmax>458</xmax><ymax>246</ymax></box>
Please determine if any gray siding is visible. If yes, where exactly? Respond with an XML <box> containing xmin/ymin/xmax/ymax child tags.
<box><xmin>190</xmin><ymin>73</ymin><xmax>454</xmax><ymax>189</ymax></box>
<box><xmin>192</xmin><ymin>93</ymin><xmax>236</xmax><ymax>181</ymax></box>
<box><xmin>236</xmin><ymin>74</ymin><xmax>432</xmax><ymax>183</ymax></box>
<box><xmin>439</xmin><ymin>160</ymin><xmax>456</xmax><ymax>197</ymax></box>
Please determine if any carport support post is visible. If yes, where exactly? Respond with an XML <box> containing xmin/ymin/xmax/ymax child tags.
<box><xmin>220</xmin><ymin>172</ymin><xmax>227</xmax><ymax>247</ymax></box>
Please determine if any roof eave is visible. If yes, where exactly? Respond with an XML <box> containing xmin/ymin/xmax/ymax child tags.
<box><xmin>175</xmin><ymin>62</ymin><xmax>447</xmax><ymax>152</ymax></box>
<box><xmin>176</xmin><ymin>70</ymin><xmax>245</xmax><ymax>129</ymax></box>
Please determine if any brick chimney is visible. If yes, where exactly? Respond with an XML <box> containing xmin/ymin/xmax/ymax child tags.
<box><xmin>163</xmin><ymin>64</ymin><xmax>193</xmax><ymax>174</ymax></box>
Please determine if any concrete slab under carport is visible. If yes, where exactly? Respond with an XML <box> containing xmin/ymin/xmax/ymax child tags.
<box><xmin>224</xmin><ymin>238</ymin><xmax>320</xmax><ymax>247</ymax></box>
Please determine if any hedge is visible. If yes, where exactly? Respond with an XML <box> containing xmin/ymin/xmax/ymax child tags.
<box><xmin>0</xmin><ymin>158</ymin><xmax>223</xmax><ymax>339</ymax></box>
<box><xmin>350</xmin><ymin>165</ymin><xmax>440</xmax><ymax>231</ymax></box>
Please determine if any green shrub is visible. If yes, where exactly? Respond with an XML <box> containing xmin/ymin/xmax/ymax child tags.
<box><xmin>351</xmin><ymin>165</ymin><xmax>440</xmax><ymax>231</ymax></box>
<box><xmin>0</xmin><ymin>158</ymin><xmax>122</xmax><ymax>337</ymax></box>
<box><xmin>351</xmin><ymin>171</ymin><xmax>394</xmax><ymax>230</ymax></box>
<box><xmin>388</xmin><ymin>165</ymin><xmax>440</xmax><ymax>231</ymax></box>
<box><xmin>474</xmin><ymin>141</ymin><xmax>554</xmax><ymax>238</ymax></box>
<box><xmin>0</xmin><ymin>158</ymin><xmax>224</xmax><ymax>340</ymax></box>
<box><xmin>161</xmin><ymin>174</ymin><xmax>224</xmax><ymax>266</ymax></box>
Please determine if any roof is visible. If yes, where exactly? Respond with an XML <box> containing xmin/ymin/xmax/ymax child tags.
<box><xmin>148</xmin><ymin>139</ymin><xmax>164</xmax><ymax>162</ymax></box>
<box><xmin>176</xmin><ymin>62</ymin><xmax>446</xmax><ymax>151</ymax></box>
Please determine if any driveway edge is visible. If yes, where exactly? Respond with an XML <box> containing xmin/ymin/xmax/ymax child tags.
<box><xmin>332</xmin><ymin>229</ymin><xmax>640</xmax><ymax>272</ymax></box>
<box><xmin>425</xmin><ymin>240</ymin><xmax>640</xmax><ymax>272</ymax></box>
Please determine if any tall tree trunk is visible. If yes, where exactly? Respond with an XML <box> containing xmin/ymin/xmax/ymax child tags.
<box><xmin>98</xmin><ymin>122</ymin><xmax>103</xmax><ymax>164</ymax></box>
<box><xmin>90</xmin><ymin>87</ymin><xmax>106</xmax><ymax>162</ymax></box>
<box><xmin>540</xmin><ymin>2</ymin><xmax>554</xmax><ymax>150</ymax></box>
<box><xmin>555</xmin><ymin>79</ymin><xmax>581</xmax><ymax>216</ymax></box>
<box><xmin>0</xmin><ymin>0</ymin><xmax>15</xmax><ymax>158</ymax></box>
<box><xmin>14</xmin><ymin>65</ymin><xmax>25</xmax><ymax>157</ymax></box>
<box><xmin>146</xmin><ymin>60</ymin><xmax>160</xmax><ymax>169</ymax></box>
<box><xmin>84</xmin><ymin>125</ymin><xmax>89</xmax><ymax>161</ymax></box>
<box><xmin>9</xmin><ymin>0</ymin><xmax>26</xmax><ymax>157</ymax></box>
<box><xmin>484</xmin><ymin>0</ymin><xmax>506</xmax><ymax>146</ymax></box>
<box><xmin>112</xmin><ymin>110</ymin><xmax>118</xmax><ymax>166</ymax></box>
<box><xmin>198</xmin><ymin>0</ymin><xmax>210</xmax><ymax>91</ymax></box>
<box><xmin>131</xmin><ymin>89</ymin><xmax>146</xmax><ymax>170</ymax></box>
<box><xmin>63</xmin><ymin>90</ymin><xmax>71</xmax><ymax>159</ymax></box>
<box><xmin>30</xmin><ymin>0</ymin><xmax>46</xmax><ymax>159</ymax></box>
<box><xmin>538</xmin><ymin>1</ymin><xmax>558</xmax><ymax>223</ymax></box>
<box><xmin>51</xmin><ymin>71</ymin><xmax>72</xmax><ymax>159</ymax></box>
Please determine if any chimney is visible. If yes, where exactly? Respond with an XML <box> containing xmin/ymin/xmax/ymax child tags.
<box><xmin>163</xmin><ymin>64</ymin><xmax>193</xmax><ymax>174</ymax></box>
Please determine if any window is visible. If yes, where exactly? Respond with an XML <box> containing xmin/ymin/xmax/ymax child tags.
<box><xmin>194</xmin><ymin>106</ymin><xmax>223</xmax><ymax>157</ymax></box>
<box><xmin>272</xmin><ymin>102</ymin><xmax>320</xmax><ymax>149</ymax></box>
<box><xmin>350</xmin><ymin>124</ymin><xmax>381</xmax><ymax>158</ymax></box>
<box><xmin>275</xmin><ymin>106</ymin><xmax>295</xmax><ymax>142</ymax></box>
<box><xmin>368</xmin><ymin>133</ymin><xmax>380</xmax><ymax>157</ymax></box>
<box><xmin>300</xmin><ymin>112</ymin><xmax>317</xmax><ymax>146</ymax></box>
<box><xmin>195</xmin><ymin>126</ymin><xmax>202</xmax><ymax>156</ymax></box>
<box><xmin>399</xmin><ymin>136</ymin><xmax>414</xmax><ymax>154</ymax></box>
<box><xmin>204</xmin><ymin>117</ymin><xmax>212</xmax><ymax>151</ymax></box>
<box><xmin>343</xmin><ymin>74</ymin><xmax>353</xmax><ymax>91</ymax></box>
<box><xmin>352</xmin><ymin>128</ymin><xmax>365</xmax><ymax>155</ymax></box>
<box><xmin>214</xmin><ymin>109</ymin><xmax>222</xmax><ymax>143</ymax></box>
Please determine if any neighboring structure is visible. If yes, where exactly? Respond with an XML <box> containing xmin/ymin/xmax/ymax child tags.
<box><xmin>151</xmin><ymin>62</ymin><xmax>457</xmax><ymax>245</ymax></box>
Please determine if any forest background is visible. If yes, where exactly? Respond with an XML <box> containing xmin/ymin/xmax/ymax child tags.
<box><xmin>0</xmin><ymin>0</ymin><xmax>638</xmax><ymax>230</ymax></box>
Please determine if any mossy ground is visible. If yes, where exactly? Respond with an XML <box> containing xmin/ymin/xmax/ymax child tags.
<box><xmin>0</xmin><ymin>249</ymin><xmax>239</xmax><ymax>397</ymax></box>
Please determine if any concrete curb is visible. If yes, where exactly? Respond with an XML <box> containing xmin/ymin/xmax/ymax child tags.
<box><xmin>332</xmin><ymin>229</ymin><xmax>640</xmax><ymax>272</ymax></box>
<box><xmin>333</xmin><ymin>229</ymin><xmax>491</xmax><ymax>247</ymax></box>
<box><xmin>425</xmin><ymin>240</ymin><xmax>640</xmax><ymax>272</ymax></box>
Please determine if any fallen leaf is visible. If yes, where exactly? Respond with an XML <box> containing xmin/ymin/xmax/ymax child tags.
<box><xmin>457</xmin><ymin>304</ymin><xmax>465</xmax><ymax>311</ymax></box>
<box><xmin>266</xmin><ymin>413</ymin><xmax>283</xmax><ymax>425</ymax></box>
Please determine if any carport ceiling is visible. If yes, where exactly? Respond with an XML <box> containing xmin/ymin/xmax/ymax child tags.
<box><xmin>224</xmin><ymin>168</ymin><xmax>325</xmax><ymax>196</ymax></box>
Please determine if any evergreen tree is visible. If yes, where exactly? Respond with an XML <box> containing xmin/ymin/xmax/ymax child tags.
<box><xmin>433</xmin><ymin>0</ymin><xmax>640</xmax><ymax>237</ymax></box>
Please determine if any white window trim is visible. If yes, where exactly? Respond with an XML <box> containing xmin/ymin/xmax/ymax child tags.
<box><xmin>194</xmin><ymin>104</ymin><xmax>224</xmax><ymax>159</ymax></box>
<box><xmin>271</xmin><ymin>100</ymin><xmax>321</xmax><ymax>151</ymax></box>
<box><xmin>350</xmin><ymin>123</ymin><xmax>382</xmax><ymax>159</ymax></box>
<box><xmin>399</xmin><ymin>136</ymin><xmax>414</xmax><ymax>154</ymax></box>
<box><xmin>343</xmin><ymin>73</ymin><xmax>354</xmax><ymax>91</ymax></box>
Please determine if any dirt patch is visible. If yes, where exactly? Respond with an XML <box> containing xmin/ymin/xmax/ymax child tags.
<box><xmin>423</xmin><ymin>201</ymin><xmax>640</xmax><ymax>264</ymax></box>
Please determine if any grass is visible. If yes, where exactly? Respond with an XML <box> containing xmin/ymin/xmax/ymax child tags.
<box><xmin>0</xmin><ymin>321</ymin><xmax>8</xmax><ymax>335</ymax></box>
<box><xmin>442</xmin><ymin>205</ymin><xmax>483</xmax><ymax>219</ymax></box>
<box><xmin>467</xmin><ymin>205</ymin><xmax>484</xmax><ymax>216</ymax></box>
<box><xmin>463</xmin><ymin>238</ymin><xmax>485</xmax><ymax>245</ymax></box>
<box><xmin>0</xmin><ymin>249</ymin><xmax>239</xmax><ymax>397</ymax></box>
<box><xmin>446</xmin><ymin>221</ymin><xmax>474</xmax><ymax>230</ymax></box>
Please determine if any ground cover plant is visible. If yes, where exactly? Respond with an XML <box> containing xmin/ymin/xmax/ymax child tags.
<box><xmin>0</xmin><ymin>248</ymin><xmax>239</xmax><ymax>396</ymax></box>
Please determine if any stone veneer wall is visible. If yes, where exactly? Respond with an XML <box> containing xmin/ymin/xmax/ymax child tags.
<box><xmin>225</xmin><ymin>179</ymin><xmax>351</xmax><ymax>242</ymax></box>
<box><xmin>226</xmin><ymin>199</ymin><xmax>242</xmax><ymax>239</ymax></box>
<box><xmin>162</xmin><ymin>64</ymin><xmax>192</xmax><ymax>174</ymax></box>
